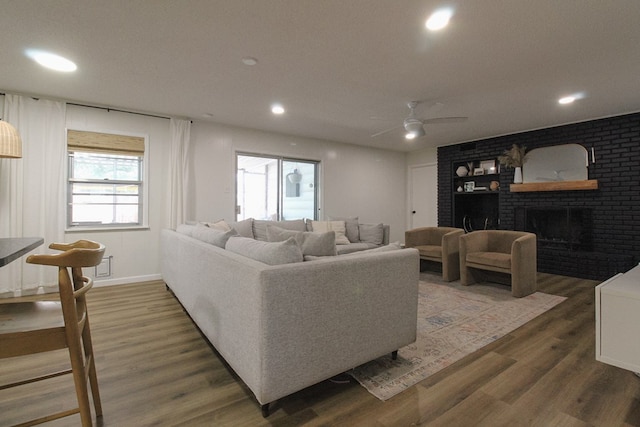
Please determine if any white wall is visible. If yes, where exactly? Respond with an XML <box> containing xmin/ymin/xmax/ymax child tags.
<box><xmin>64</xmin><ymin>105</ymin><xmax>172</xmax><ymax>286</ymax></box>
<box><xmin>5</xmin><ymin>97</ymin><xmax>418</xmax><ymax>285</ymax></box>
<box><xmin>189</xmin><ymin>122</ymin><xmax>408</xmax><ymax>242</ymax></box>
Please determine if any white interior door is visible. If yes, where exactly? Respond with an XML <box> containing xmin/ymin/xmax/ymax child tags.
<box><xmin>410</xmin><ymin>163</ymin><xmax>438</xmax><ymax>229</ymax></box>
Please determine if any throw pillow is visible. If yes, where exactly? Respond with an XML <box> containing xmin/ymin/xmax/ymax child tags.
<box><xmin>229</xmin><ymin>218</ymin><xmax>254</xmax><ymax>238</ymax></box>
<box><xmin>202</xmin><ymin>219</ymin><xmax>232</xmax><ymax>231</ymax></box>
<box><xmin>358</xmin><ymin>223</ymin><xmax>384</xmax><ymax>245</ymax></box>
<box><xmin>225</xmin><ymin>236</ymin><xmax>303</xmax><ymax>265</ymax></box>
<box><xmin>253</xmin><ymin>219</ymin><xmax>307</xmax><ymax>241</ymax></box>
<box><xmin>266</xmin><ymin>225</ymin><xmax>337</xmax><ymax>256</ymax></box>
<box><xmin>192</xmin><ymin>223</ymin><xmax>238</xmax><ymax>248</ymax></box>
<box><xmin>309</xmin><ymin>220</ymin><xmax>351</xmax><ymax>245</ymax></box>
<box><xmin>328</xmin><ymin>216</ymin><xmax>360</xmax><ymax>243</ymax></box>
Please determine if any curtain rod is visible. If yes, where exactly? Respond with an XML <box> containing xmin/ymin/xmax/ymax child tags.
<box><xmin>67</xmin><ymin>102</ymin><xmax>171</xmax><ymax>120</ymax></box>
<box><xmin>0</xmin><ymin>92</ymin><xmax>189</xmax><ymax>122</ymax></box>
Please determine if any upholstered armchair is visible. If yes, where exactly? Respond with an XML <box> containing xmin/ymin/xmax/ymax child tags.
<box><xmin>459</xmin><ymin>230</ymin><xmax>537</xmax><ymax>297</ymax></box>
<box><xmin>405</xmin><ymin>227</ymin><xmax>464</xmax><ymax>281</ymax></box>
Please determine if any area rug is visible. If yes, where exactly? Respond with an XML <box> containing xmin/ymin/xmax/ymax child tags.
<box><xmin>349</xmin><ymin>273</ymin><xmax>567</xmax><ymax>401</ymax></box>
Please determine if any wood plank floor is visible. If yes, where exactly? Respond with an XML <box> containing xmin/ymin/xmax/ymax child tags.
<box><xmin>1</xmin><ymin>272</ymin><xmax>639</xmax><ymax>426</ymax></box>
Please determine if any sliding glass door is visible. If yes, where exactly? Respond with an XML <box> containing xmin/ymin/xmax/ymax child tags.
<box><xmin>236</xmin><ymin>153</ymin><xmax>318</xmax><ymax>221</ymax></box>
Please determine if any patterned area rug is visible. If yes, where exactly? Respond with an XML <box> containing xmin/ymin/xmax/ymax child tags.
<box><xmin>349</xmin><ymin>272</ymin><xmax>567</xmax><ymax>401</ymax></box>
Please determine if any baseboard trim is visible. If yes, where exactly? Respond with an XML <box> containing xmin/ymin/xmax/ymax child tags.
<box><xmin>94</xmin><ymin>273</ymin><xmax>163</xmax><ymax>287</ymax></box>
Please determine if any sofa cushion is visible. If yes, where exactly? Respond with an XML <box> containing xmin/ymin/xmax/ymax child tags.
<box><xmin>358</xmin><ymin>223</ymin><xmax>384</xmax><ymax>245</ymax></box>
<box><xmin>266</xmin><ymin>225</ymin><xmax>337</xmax><ymax>257</ymax></box>
<box><xmin>415</xmin><ymin>244</ymin><xmax>442</xmax><ymax>260</ymax></box>
<box><xmin>466</xmin><ymin>251</ymin><xmax>512</xmax><ymax>270</ymax></box>
<box><xmin>335</xmin><ymin>242</ymin><xmax>379</xmax><ymax>255</ymax></box>
<box><xmin>328</xmin><ymin>216</ymin><xmax>360</xmax><ymax>243</ymax></box>
<box><xmin>228</xmin><ymin>218</ymin><xmax>254</xmax><ymax>238</ymax></box>
<box><xmin>253</xmin><ymin>219</ymin><xmax>307</xmax><ymax>241</ymax></box>
<box><xmin>192</xmin><ymin>223</ymin><xmax>238</xmax><ymax>248</ymax></box>
<box><xmin>309</xmin><ymin>220</ymin><xmax>350</xmax><ymax>245</ymax></box>
<box><xmin>226</xmin><ymin>236</ymin><xmax>303</xmax><ymax>265</ymax></box>
<box><xmin>343</xmin><ymin>241</ymin><xmax>402</xmax><ymax>256</ymax></box>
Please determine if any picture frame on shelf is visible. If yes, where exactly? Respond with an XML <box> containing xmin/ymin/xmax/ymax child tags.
<box><xmin>464</xmin><ymin>181</ymin><xmax>475</xmax><ymax>192</ymax></box>
<box><xmin>480</xmin><ymin>159</ymin><xmax>496</xmax><ymax>174</ymax></box>
<box><xmin>473</xmin><ymin>167</ymin><xmax>484</xmax><ymax>176</ymax></box>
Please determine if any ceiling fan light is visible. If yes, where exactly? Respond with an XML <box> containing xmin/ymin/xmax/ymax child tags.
<box><xmin>404</xmin><ymin>121</ymin><xmax>425</xmax><ymax>138</ymax></box>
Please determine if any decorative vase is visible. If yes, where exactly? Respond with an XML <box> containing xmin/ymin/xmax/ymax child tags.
<box><xmin>514</xmin><ymin>166</ymin><xmax>523</xmax><ymax>184</ymax></box>
<box><xmin>455</xmin><ymin>166</ymin><xmax>468</xmax><ymax>177</ymax></box>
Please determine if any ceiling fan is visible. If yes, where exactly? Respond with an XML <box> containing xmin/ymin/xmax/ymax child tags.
<box><xmin>371</xmin><ymin>101</ymin><xmax>467</xmax><ymax>140</ymax></box>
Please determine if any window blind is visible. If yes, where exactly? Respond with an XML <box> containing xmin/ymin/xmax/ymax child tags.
<box><xmin>67</xmin><ymin>130</ymin><xmax>145</xmax><ymax>156</ymax></box>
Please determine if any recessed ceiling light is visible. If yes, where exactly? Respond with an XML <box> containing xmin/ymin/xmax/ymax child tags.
<box><xmin>25</xmin><ymin>49</ymin><xmax>77</xmax><ymax>72</ymax></box>
<box><xmin>558</xmin><ymin>96</ymin><xmax>575</xmax><ymax>105</ymax></box>
<box><xmin>405</xmin><ymin>132</ymin><xmax>417</xmax><ymax>140</ymax></box>
<box><xmin>426</xmin><ymin>8</ymin><xmax>454</xmax><ymax>31</ymax></box>
<box><xmin>242</xmin><ymin>56</ymin><xmax>258</xmax><ymax>66</ymax></box>
<box><xmin>558</xmin><ymin>92</ymin><xmax>585</xmax><ymax>105</ymax></box>
<box><xmin>271</xmin><ymin>104</ymin><xmax>285</xmax><ymax>115</ymax></box>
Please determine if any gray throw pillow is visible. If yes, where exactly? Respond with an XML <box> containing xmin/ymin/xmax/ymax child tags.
<box><xmin>225</xmin><ymin>236</ymin><xmax>303</xmax><ymax>265</ymax></box>
<box><xmin>192</xmin><ymin>223</ymin><xmax>238</xmax><ymax>248</ymax></box>
<box><xmin>229</xmin><ymin>218</ymin><xmax>254</xmax><ymax>238</ymax></box>
<box><xmin>359</xmin><ymin>223</ymin><xmax>384</xmax><ymax>245</ymax></box>
<box><xmin>253</xmin><ymin>219</ymin><xmax>307</xmax><ymax>241</ymax></box>
<box><xmin>328</xmin><ymin>216</ymin><xmax>360</xmax><ymax>243</ymax></box>
<box><xmin>266</xmin><ymin>225</ymin><xmax>337</xmax><ymax>256</ymax></box>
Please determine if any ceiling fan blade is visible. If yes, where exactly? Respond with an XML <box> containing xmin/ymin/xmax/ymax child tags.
<box><xmin>421</xmin><ymin>116</ymin><xmax>468</xmax><ymax>125</ymax></box>
<box><xmin>371</xmin><ymin>124</ymin><xmax>401</xmax><ymax>138</ymax></box>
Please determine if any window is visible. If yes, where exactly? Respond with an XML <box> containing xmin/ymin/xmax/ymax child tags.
<box><xmin>67</xmin><ymin>130</ymin><xmax>147</xmax><ymax>229</ymax></box>
<box><xmin>236</xmin><ymin>153</ymin><xmax>319</xmax><ymax>221</ymax></box>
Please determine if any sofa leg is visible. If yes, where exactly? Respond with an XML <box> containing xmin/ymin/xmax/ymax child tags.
<box><xmin>392</xmin><ymin>350</ymin><xmax>398</xmax><ymax>360</ymax></box>
<box><xmin>261</xmin><ymin>403</ymin><xmax>270</xmax><ymax>418</ymax></box>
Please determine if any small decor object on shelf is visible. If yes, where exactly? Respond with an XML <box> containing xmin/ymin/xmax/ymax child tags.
<box><xmin>498</xmin><ymin>144</ymin><xmax>526</xmax><ymax>183</ymax></box>
<box><xmin>473</xmin><ymin>167</ymin><xmax>484</xmax><ymax>176</ymax></box>
<box><xmin>455</xmin><ymin>165</ymin><xmax>468</xmax><ymax>177</ymax></box>
<box><xmin>457</xmin><ymin>185</ymin><xmax>463</xmax><ymax>192</ymax></box>
<box><xmin>464</xmin><ymin>181</ymin><xmax>475</xmax><ymax>192</ymax></box>
<box><xmin>490</xmin><ymin>180</ymin><xmax>500</xmax><ymax>191</ymax></box>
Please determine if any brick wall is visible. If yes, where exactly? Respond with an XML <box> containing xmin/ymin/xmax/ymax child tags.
<box><xmin>438</xmin><ymin>112</ymin><xmax>640</xmax><ymax>280</ymax></box>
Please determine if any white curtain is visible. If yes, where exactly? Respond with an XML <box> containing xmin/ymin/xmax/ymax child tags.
<box><xmin>169</xmin><ymin>118</ymin><xmax>191</xmax><ymax>228</ymax></box>
<box><xmin>0</xmin><ymin>94</ymin><xmax>66</xmax><ymax>296</ymax></box>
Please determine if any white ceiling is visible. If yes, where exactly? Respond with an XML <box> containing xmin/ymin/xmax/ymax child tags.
<box><xmin>1</xmin><ymin>1</ymin><xmax>639</xmax><ymax>152</ymax></box>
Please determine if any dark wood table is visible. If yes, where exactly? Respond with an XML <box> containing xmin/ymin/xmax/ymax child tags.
<box><xmin>0</xmin><ymin>237</ymin><xmax>44</xmax><ymax>267</ymax></box>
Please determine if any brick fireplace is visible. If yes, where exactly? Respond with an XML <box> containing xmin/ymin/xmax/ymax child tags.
<box><xmin>438</xmin><ymin>112</ymin><xmax>640</xmax><ymax>281</ymax></box>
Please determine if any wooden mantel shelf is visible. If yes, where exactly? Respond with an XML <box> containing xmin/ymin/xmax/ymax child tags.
<box><xmin>510</xmin><ymin>179</ymin><xmax>599</xmax><ymax>192</ymax></box>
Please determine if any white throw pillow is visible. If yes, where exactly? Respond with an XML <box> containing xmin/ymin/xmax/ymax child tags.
<box><xmin>202</xmin><ymin>219</ymin><xmax>231</xmax><ymax>231</ymax></box>
<box><xmin>328</xmin><ymin>216</ymin><xmax>360</xmax><ymax>243</ymax></box>
<box><xmin>309</xmin><ymin>221</ymin><xmax>350</xmax><ymax>245</ymax></box>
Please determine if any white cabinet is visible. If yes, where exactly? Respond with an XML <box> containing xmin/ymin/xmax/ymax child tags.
<box><xmin>595</xmin><ymin>264</ymin><xmax>640</xmax><ymax>373</ymax></box>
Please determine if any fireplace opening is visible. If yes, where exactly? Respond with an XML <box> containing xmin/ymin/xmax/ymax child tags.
<box><xmin>515</xmin><ymin>207</ymin><xmax>592</xmax><ymax>251</ymax></box>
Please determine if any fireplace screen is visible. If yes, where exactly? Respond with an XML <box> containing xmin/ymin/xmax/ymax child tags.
<box><xmin>515</xmin><ymin>207</ymin><xmax>592</xmax><ymax>251</ymax></box>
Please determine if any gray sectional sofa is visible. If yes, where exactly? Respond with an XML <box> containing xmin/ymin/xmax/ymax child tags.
<box><xmin>160</xmin><ymin>219</ymin><xmax>418</xmax><ymax>416</ymax></box>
